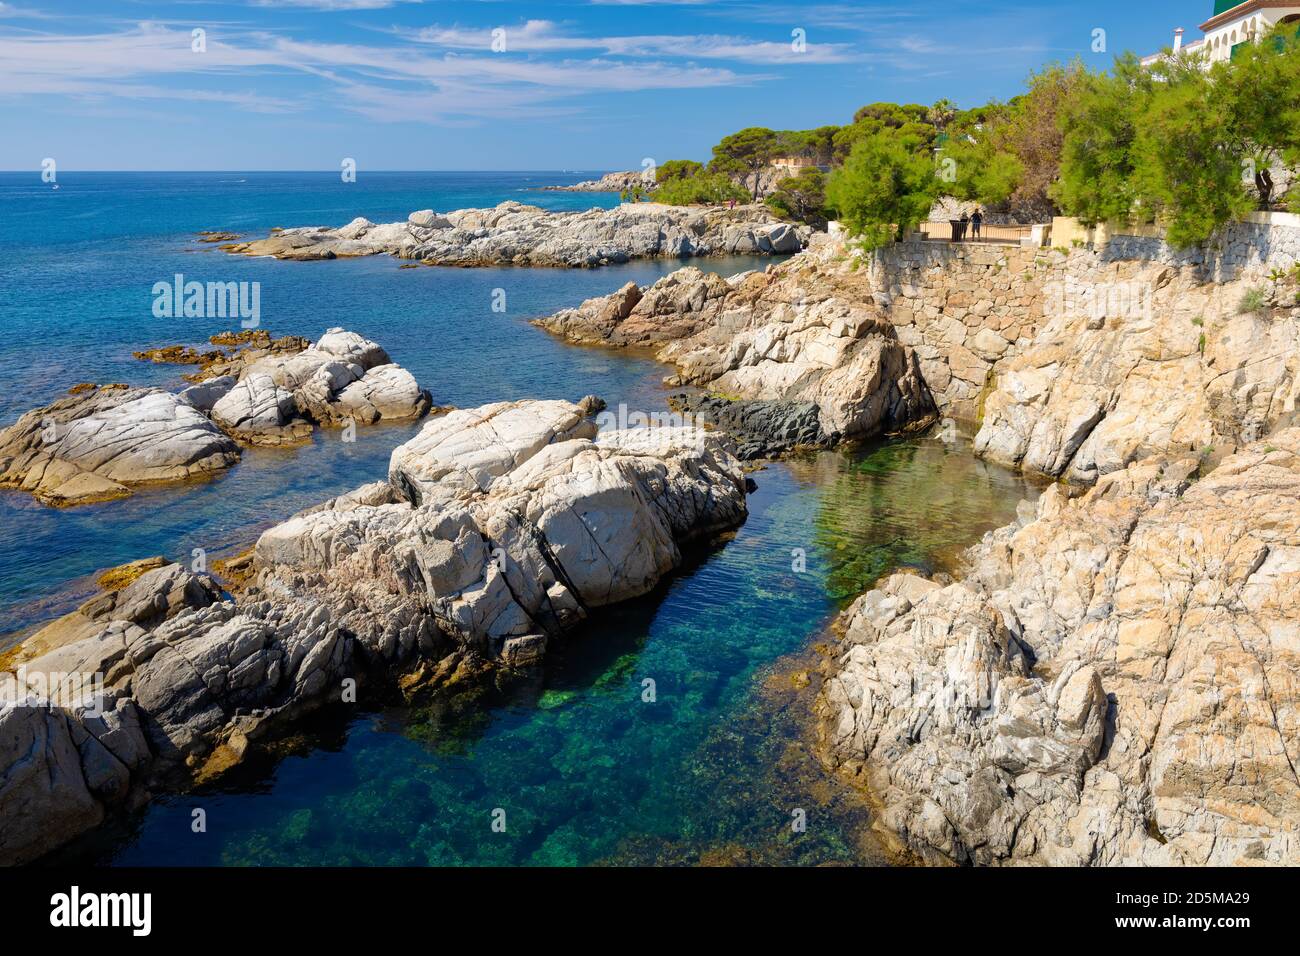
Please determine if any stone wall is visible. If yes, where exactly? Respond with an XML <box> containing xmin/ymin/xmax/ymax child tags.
<box><xmin>1095</xmin><ymin>214</ymin><xmax>1300</xmax><ymax>281</ymax></box>
<box><xmin>869</xmin><ymin>241</ymin><xmax>1054</xmax><ymax>421</ymax></box>
<box><xmin>869</xmin><ymin>218</ymin><xmax>1300</xmax><ymax>423</ymax></box>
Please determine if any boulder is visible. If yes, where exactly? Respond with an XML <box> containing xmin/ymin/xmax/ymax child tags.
<box><xmin>0</xmin><ymin>388</ymin><xmax>240</xmax><ymax>506</ymax></box>
<box><xmin>0</xmin><ymin>398</ymin><xmax>750</xmax><ymax>864</ymax></box>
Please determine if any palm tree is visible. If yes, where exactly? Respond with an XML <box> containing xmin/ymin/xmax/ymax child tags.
<box><xmin>927</xmin><ymin>99</ymin><xmax>959</xmax><ymax>132</ymax></box>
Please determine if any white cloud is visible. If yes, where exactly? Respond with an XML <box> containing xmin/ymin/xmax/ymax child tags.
<box><xmin>411</xmin><ymin>19</ymin><xmax>857</xmax><ymax>64</ymax></box>
<box><xmin>249</xmin><ymin>0</ymin><xmax>422</xmax><ymax>9</ymax></box>
<box><xmin>0</xmin><ymin>21</ymin><xmax>761</xmax><ymax>123</ymax></box>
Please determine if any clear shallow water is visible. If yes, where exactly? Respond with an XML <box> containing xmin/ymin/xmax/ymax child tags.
<box><xmin>3</xmin><ymin>173</ymin><xmax>1039</xmax><ymax>866</ymax></box>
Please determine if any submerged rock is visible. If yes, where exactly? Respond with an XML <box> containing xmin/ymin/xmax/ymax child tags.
<box><xmin>668</xmin><ymin>393</ymin><xmax>825</xmax><ymax>460</ymax></box>
<box><xmin>0</xmin><ymin>398</ymin><xmax>749</xmax><ymax>863</ymax></box>
<box><xmin>220</xmin><ymin>201</ymin><xmax>811</xmax><ymax>268</ymax></box>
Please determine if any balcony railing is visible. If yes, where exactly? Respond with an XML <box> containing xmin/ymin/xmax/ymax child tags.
<box><xmin>914</xmin><ymin>220</ymin><xmax>1035</xmax><ymax>244</ymax></box>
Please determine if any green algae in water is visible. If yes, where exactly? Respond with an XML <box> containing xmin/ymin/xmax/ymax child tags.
<box><xmin>65</xmin><ymin>433</ymin><xmax>1037</xmax><ymax>867</ymax></box>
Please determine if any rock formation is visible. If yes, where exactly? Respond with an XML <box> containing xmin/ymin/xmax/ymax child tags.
<box><xmin>0</xmin><ymin>386</ymin><xmax>241</xmax><ymax>506</ymax></box>
<box><xmin>535</xmin><ymin>237</ymin><xmax>937</xmax><ymax>455</ymax></box>
<box><xmin>0</xmin><ymin>329</ymin><xmax>431</xmax><ymax>503</ymax></box>
<box><xmin>540</xmin><ymin>171</ymin><xmax>655</xmax><ymax>193</ymax></box>
<box><xmin>0</xmin><ymin>398</ymin><xmax>748</xmax><ymax>864</ymax></box>
<box><xmin>973</xmin><ymin>265</ymin><xmax>1300</xmax><ymax>482</ymax></box>
<box><xmin>819</xmin><ymin>433</ymin><xmax>1300</xmax><ymax>866</ymax></box>
<box><xmin>219</xmin><ymin>201</ymin><xmax>810</xmax><ymax>268</ymax></box>
<box><xmin>534</xmin><ymin>229</ymin><xmax>1300</xmax><ymax>866</ymax></box>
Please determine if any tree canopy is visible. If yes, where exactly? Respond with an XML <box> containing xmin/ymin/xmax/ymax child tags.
<box><xmin>825</xmin><ymin>129</ymin><xmax>939</xmax><ymax>250</ymax></box>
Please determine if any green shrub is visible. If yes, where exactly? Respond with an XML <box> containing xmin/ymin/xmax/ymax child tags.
<box><xmin>1238</xmin><ymin>286</ymin><xmax>1269</xmax><ymax>314</ymax></box>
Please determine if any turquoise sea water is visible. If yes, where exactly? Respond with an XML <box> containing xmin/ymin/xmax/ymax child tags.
<box><xmin>1</xmin><ymin>173</ymin><xmax>1038</xmax><ymax>865</ymax></box>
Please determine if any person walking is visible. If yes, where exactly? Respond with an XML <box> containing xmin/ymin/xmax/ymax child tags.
<box><xmin>971</xmin><ymin>209</ymin><xmax>983</xmax><ymax>240</ymax></box>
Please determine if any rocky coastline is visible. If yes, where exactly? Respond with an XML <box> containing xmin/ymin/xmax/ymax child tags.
<box><xmin>533</xmin><ymin>229</ymin><xmax>1300</xmax><ymax>865</ymax></box>
<box><xmin>218</xmin><ymin>201</ymin><xmax>810</xmax><ymax>268</ymax></box>
<box><xmin>7</xmin><ymin>213</ymin><xmax>1300</xmax><ymax>867</ymax></box>
<box><xmin>0</xmin><ymin>328</ymin><xmax>431</xmax><ymax>506</ymax></box>
<box><xmin>534</xmin><ymin>236</ymin><xmax>939</xmax><ymax>455</ymax></box>
<box><xmin>0</xmin><ymin>397</ymin><xmax>749</xmax><ymax>864</ymax></box>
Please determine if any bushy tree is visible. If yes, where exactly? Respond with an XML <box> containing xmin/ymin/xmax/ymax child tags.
<box><xmin>1052</xmin><ymin>54</ymin><xmax>1154</xmax><ymax>226</ymax></box>
<box><xmin>1131</xmin><ymin>55</ymin><xmax>1257</xmax><ymax>247</ymax></box>
<box><xmin>826</xmin><ymin>130</ymin><xmax>939</xmax><ymax>250</ymax></box>
<box><xmin>831</xmin><ymin>102</ymin><xmax>938</xmax><ymax>164</ymax></box>
<box><xmin>655</xmin><ymin>171</ymin><xmax>748</xmax><ymax>206</ymax></box>
<box><xmin>710</xmin><ymin>127</ymin><xmax>780</xmax><ymax>200</ymax></box>
<box><xmin>619</xmin><ymin>183</ymin><xmax>648</xmax><ymax>203</ymax></box>
<box><xmin>1215</xmin><ymin>26</ymin><xmax>1300</xmax><ymax>207</ymax></box>
<box><xmin>656</xmin><ymin>159</ymin><xmax>704</xmax><ymax>183</ymax></box>
<box><xmin>765</xmin><ymin>169</ymin><xmax>829</xmax><ymax>224</ymax></box>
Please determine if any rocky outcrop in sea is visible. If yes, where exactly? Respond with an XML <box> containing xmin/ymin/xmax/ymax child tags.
<box><xmin>219</xmin><ymin>201</ymin><xmax>810</xmax><ymax>268</ymax></box>
<box><xmin>534</xmin><ymin>237</ymin><xmax>938</xmax><ymax>455</ymax></box>
<box><xmin>0</xmin><ymin>398</ymin><xmax>749</xmax><ymax>864</ymax></box>
<box><xmin>0</xmin><ymin>328</ymin><xmax>430</xmax><ymax>505</ymax></box>
<box><xmin>540</xmin><ymin>171</ymin><xmax>654</xmax><ymax>193</ymax></box>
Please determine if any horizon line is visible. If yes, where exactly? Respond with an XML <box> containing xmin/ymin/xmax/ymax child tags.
<box><xmin>0</xmin><ymin>169</ymin><xmax>623</xmax><ymax>174</ymax></box>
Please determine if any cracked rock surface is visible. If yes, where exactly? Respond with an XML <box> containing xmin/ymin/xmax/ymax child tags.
<box><xmin>535</xmin><ymin>240</ymin><xmax>936</xmax><ymax>446</ymax></box>
<box><xmin>973</xmin><ymin>265</ymin><xmax>1300</xmax><ymax>482</ymax></box>
<box><xmin>819</xmin><ymin>433</ymin><xmax>1300</xmax><ymax>866</ymax></box>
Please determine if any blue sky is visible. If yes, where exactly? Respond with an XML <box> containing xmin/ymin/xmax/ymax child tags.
<box><xmin>0</xmin><ymin>0</ymin><xmax>1207</xmax><ymax>170</ymax></box>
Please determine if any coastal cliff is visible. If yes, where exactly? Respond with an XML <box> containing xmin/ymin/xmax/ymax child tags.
<box><xmin>819</xmin><ymin>436</ymin><xmax>1300</xmax><ymax>865</ymax></box>
<box><xmin>219</xmin><ymin>201</ymin><xmax>809</xmax><ymax>268</ymax></box>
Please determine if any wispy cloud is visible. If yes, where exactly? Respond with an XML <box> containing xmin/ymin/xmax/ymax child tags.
<box><xmin>249</xmin><ymin>0</ymin><xmax>422</xmax><ymax>8</ymax></box>
<box><xmin>0</xmin><ymin>1</ymin><xmax>56</xmax><ymax>18</ymax></box>
<box><xmin>410</xmin><ymin>19</ymin><xmax>857</xmax><ymax>64</ymax></box>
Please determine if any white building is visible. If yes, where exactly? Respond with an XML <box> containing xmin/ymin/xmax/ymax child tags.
<box><xmin>1142</xmin><ymin>1</ymin><xmax>1300</xmax><ymax>66</ymax></box>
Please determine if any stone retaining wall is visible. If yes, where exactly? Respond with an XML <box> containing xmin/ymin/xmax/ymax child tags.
<box><xmin>868</xmin><ymin>218</ymin><xmax>1299</xmax><ymax>422</ymax></box>
<box><xmin>1101</xmin><ymin>215</ymin><xmax>1300</xmax><ymax>280</ymax></box>
<box><xmin>869</xmin><ymin>242</ymin><xmax>1055</xmax><ymax>420</ymax></box>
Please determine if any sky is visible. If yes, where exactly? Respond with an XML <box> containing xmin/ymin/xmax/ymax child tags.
<box><xmin>0</xmin><ymin>0</ymin><xmax>1210</xmax><ymax>170</ymax></box>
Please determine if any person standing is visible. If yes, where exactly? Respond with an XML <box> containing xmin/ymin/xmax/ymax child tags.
<box><xmin>971</xmin><ymin>209</ymin><xmax>983</xmax><ymax>240</ymax></box>
<box><xmin>959</xmin><ymin>212</ymin><xmax>970</xmax><ymax>241</ymax></box>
